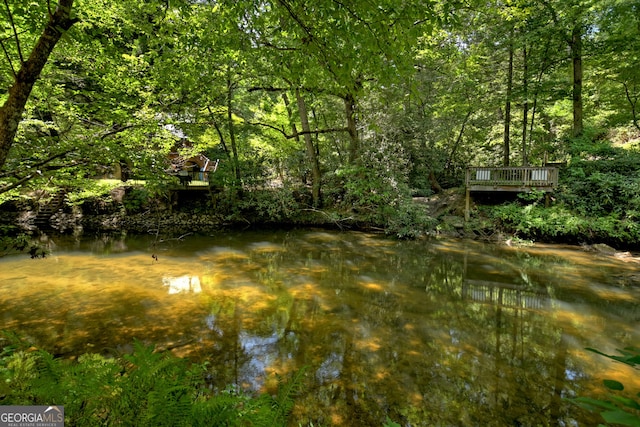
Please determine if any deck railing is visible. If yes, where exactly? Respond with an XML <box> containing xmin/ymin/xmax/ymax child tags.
<box><xmin>466</xmin><ymin>167</ymin><xmax>558</xmax><ymax>191</ymax></box>
<box><xmin>174</xmin><ymin>170</ymin><xmax>210</xmax><ymax>187</ymax></box>
<box><xmin>462</xmin><ymin>279</ymin><xmax>549</xmax><ymax>310</ymax></box>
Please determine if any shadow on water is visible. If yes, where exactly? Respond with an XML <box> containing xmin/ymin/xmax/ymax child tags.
<box><xmin>1</xmin><ymin>230</ymin><xmax>639</xmax><ymax>426</ymax></box>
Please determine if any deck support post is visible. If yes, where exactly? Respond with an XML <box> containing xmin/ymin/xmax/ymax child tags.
<box><xmin>465</xmin><ymin>188</ymin><xmax>470</xmax><ymax>221</ymax></box>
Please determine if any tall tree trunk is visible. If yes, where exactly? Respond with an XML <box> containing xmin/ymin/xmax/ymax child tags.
<box><xmin>208</xmin><ymin>106</ymin><xmax>231</xmax><ymax>159</ymax></box>
<box><xmin>226</xmin><ymin>74</ymin><xmax>242</xmax><ymax>189</ymax></box>
<box><xmin>281</xmin><ymin>93</ymin><xmax>299</xmax><ymax>139</ymax></box>
<box><xmin>571</xmin><ymin>24</ymin><xmax>583</xmax><ymax>137</ymax></box>
<box><xmin>623</xmin><ymin>82</ymin><xmax>640</xmax><ymax>132</ymax></box>
<box><xmin>521</xmin><ymin>45</ymin><xmax>529</xmax><ymax>166</ymax></box>
<box><xmin>0</xmin><ymin>0</ymin><xmax>77</xmax><ymax>169</ymax></box>
<box><xmin>344</xmin><ymin>92</ymin><xmax>359</xmax><ymax>164</ymax></box>
<box><xmin>281</xmin><ymin>92</ymin><xmax>304</xmax><ymax>185</ymax></box>
<box><xmin>527</xmin><ymin>39</ymin><xmax>553</xmax><ymax>156</ymax></box>
<box><xmin>503</xmin><ymin>38</ymin><xmax>514</xmax><ymax>167</ymax></box>
<box><xmin>278</xmin><ymin>92</ymin><xmax>300</xmax><ymax>185</ymax></box>
<box><xmin>295</xmin><ymin>89</ymin><xmax>322</xmax><ymax>207</ymax></box>
<box><xmin>445</xmin><ymin>109</ymin><xmax>472</xmax><ymax>172</ymax></box>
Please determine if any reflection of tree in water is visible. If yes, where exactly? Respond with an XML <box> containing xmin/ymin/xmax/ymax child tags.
<box><xmin>3</xmin><ymin>231</ymin><xmax>633</xmax><ymax>426</ymax></box>
<box><xmin>200</xmin><ymin>298</ymin><xmax>272</xmax><ymax>391</ymax></box>
<box><xmin>253</xmin><ymin>237</ymin><xmax>602</xmax><ymax>426</ymax></box>
<box><xmin>203</xmin><ymin>234</ymin><xmax>606</xmax><ymax>426</ymax></box>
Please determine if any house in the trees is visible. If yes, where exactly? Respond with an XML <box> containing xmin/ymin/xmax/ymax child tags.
<box><xmin>167</xmin><ymin>141</ymin><xmax>219</xmax><ymax>187</ymax></box>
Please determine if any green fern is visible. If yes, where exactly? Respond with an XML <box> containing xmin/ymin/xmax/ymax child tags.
<box><xmin>1</xmin><ymin>334</ymin><xmax>306</xmax><ymax>427</ymax></box>
<box><xmin>0</xmin><ymin>351</ymin><xmax>39</xmax><ymax>404</ymax></box>
<box><xmin>191</xmin><ymin>389</ymin><xmax>250</xmax><ymax>426</ymax></box>
<box><xmin>272</xmin><ymin>366</ymin><xmax>309</xmax><ymax>422</ymax></box>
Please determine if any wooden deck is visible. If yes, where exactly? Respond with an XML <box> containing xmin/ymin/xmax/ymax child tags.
<box><xmin>465</xmin><ymin>167</ymin><xmax>559</xmax><ymax>220</ymax></box>
<box><xmin>171</xmin><ymin>170</ymin><xmax>211</xmax><ymax>190</ymax></box>
<box><xmin>466</xmin><ymin>167</ymin><xmax>558</xmax><ymax>192</ymax></box>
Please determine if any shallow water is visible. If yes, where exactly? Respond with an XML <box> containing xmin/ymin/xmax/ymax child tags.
<box><xmin>1</xmin><ymin>230</ymin><xmax>639</xmax><ymax>426</ymax></box>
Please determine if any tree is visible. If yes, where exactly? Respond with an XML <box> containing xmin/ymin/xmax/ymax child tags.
<box><xmin>0</xmin><ymin>0</ymin><xmax>77</xmax><ymax>169</ymax></box>
<box><xmin>571</xmin><ymin>22</ymin><xmax>584</xmax><ymax>137</ymax></box>
<box><xmin>0</xmin><ymin>0</ymin><xmax>183</xmax><ymax>195</ymax></box>
<box><xmin>538</xmin><ymin>0</ymin><xmax>595</xmax><ymax>138</ymax></box>
<box><xmin>590</xmin><ymin>0</ymin><xmax>640</xmax><ymax>131</ymax></box>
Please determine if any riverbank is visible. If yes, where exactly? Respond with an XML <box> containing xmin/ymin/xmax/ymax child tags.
<box><xmin>1</xmin><ymin>184</ymin><xmax>638</xmax><ymax>253</ymax></box>
<box><xmin>0</xmin><ymin>194</ymin><xmax>377</xmax><ymax>245</ymax></box>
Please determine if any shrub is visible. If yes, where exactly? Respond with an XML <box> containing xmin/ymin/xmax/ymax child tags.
<box><xmin>491</xmin><ymin>202</ymin><xmax>640</xmax><ymax>247</ymax></box>
<box><xmin>559</xmin><ymin>144</ymin><xmax>640</xmax><ymax>218</ymax></box>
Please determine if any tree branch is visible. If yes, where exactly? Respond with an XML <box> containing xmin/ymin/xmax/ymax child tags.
<box><xmin>247</xmin><ymin>85</ymin><xmax>330</xmax><ymax>95</ymax></box>
<box><xmin>0</xmin><ymin>38</ymin><xmax>17</xmax><ymax>78</ymax></box>
<box><xmin>247</xmin><ymin>121</ymin><xmax>288</xmax><ymax>137</ymax></box>
<box><xmin>331</xmin><ymin>0</ymin><xmax>386</xmax><ymax>53</ymax></box>
<box><xmin>275</xmin><ymin>0</ymin><xmax>341</xmax><ymax>82</ymax></box>
<box><xmin>0</xmin><ymin>148</ymin><xmax>79</xmax><ymax>194</ymax></box>
<box><xmin>100</xmin><ymin>124</ymin><xmax>136</xmax><ymax>140</ymax></box>
<box><xmin>3</xmin><ymin>0</ymin><xmax>24</xmax><ymax>64</ymax></box>
<box><xmin>0</xmin><ymin>171</ymin><xmax>40</xmax><ymax>194</ymax></box>
<box><xmin>257</xmin><ymin>40</ymin><xmax>298</xmax><ymax>51</ymax></box>
<box><xmin>623</xmin><ymin>81</ymin><xmax>640</xmax><ymax>132</ymax></box>
<box><xmin>246</xmin><ymin>121</ymin><xmax>348</xmax><ymax>139</ymax></box>
<box><xmin>0</xmin><ymin>159</ymin><xmax>88</xmax><ymax>194</ymax></box>
<box><xmin>0</xmin><ymin>148</ymin><xmax>75</xmax><ymax>179</ymax></box>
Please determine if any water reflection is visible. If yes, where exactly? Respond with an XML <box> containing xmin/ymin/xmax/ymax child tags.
<box><xmin>163</xmin><ymin>275</ymin><xmax>202</xmax><ymax>294</ymax></box>
<box><xmin>462</xmin><ymin>280</ymin><xmax>550</xmax><ymax>309</ymax></box>
<box><xmin>0</xmin><ymin>231</ymin><xmax>639</xmax><ymax>426</ymax></box>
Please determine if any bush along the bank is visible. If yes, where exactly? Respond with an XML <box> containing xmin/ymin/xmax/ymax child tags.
<box><xmin>488</xmin><ymin>140</ymin><xmax>640</xmax><ymax>249</ymax></box>
<box><xmin>0</xmin><ymin>333</ymin><xmax>304</xmax><ymax>427</ymax></box>
<box><xmin>490</xmin><ymin>202</ymin><xmax>640</xmax><ymax>247</ymax></box>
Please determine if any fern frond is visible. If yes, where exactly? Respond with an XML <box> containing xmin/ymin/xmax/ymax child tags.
<box><xmin>145</xmin><ymin>386</ymin><xmax>193</xmax><ymax>426</ymax></box>
<box><xmin>0</xmin><ymin>330</ymin><xmax>28</xmax><ymax>357</ymax></box>
<box><xmin>1</xmin><ymin>337</ymin><xmax>304</xmax><ymax>427</ymax></box>
<box><xmin>191</xmin><ymin>391</ymin><xmax>248</xmax><ymax>427</ymax></box>
<box><xmin>273</xmin><ymin>366</ymin><xmax>309</xmax><ymax>420</ymax></box>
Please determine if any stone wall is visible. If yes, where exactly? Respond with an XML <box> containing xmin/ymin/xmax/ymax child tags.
<box><xmin>0</xmin><ymin>195</ymin><xmax>225</xmax><ymax>236</ymax></box>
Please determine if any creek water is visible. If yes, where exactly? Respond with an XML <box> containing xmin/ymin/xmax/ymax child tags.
<box><xmin>1</xmin><ymin>230</ymin><xmax>639</xmax><ymax>426</ymax></box>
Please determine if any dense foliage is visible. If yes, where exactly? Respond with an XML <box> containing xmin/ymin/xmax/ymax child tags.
<box><xmin>1</xmin><ymin>0</ymin><xmax>639</xmax><ymax>239</ymax></box>
<box><xmin>0</xmin><ymin>332</ymin><xmax>304</xmax><ymax>426</ymax></box>
<box><xmin>489</xmin><ymin>139</ymin><xmax>640</xmax><ymax>247</ymax></box>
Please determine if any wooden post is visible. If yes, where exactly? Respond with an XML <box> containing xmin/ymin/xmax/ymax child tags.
<box><xmin>465</xmin><ymin>168</ymin><xmax>470</xmax><ymax>221</ymax></box>
<box><xmin>465</xmin><ymin>188</ymin><xmax>470</xmax><ymax>221</ymax></box>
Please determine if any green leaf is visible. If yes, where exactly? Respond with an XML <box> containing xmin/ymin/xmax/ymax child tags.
<box><xmin>570</xmin><ymin>397</ymin><xmax>619</xmax><ymax>412</ymax></box>
<box><xmin>604</xmin><ymin>379</ymin><xmax>625</xmax><ymax>391</ymax></box>
<box><xmin>610</xmin><ymin>396</ymin><xmax>640</xmax><ymax>410</ymax></box>
<box><xmin>601</xmin><ymin>410</ymin><xmax>640</xmax><ymax>426</ymax></box>
<box><xmin>586</xmin><ymin>347</ymin><xmax>612</xmax><ymax>357</ymax></box>
<box><xmin>586</xmin><ymin>347</ymin><xmax>640</xmax><ymax>367</ymax></box>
